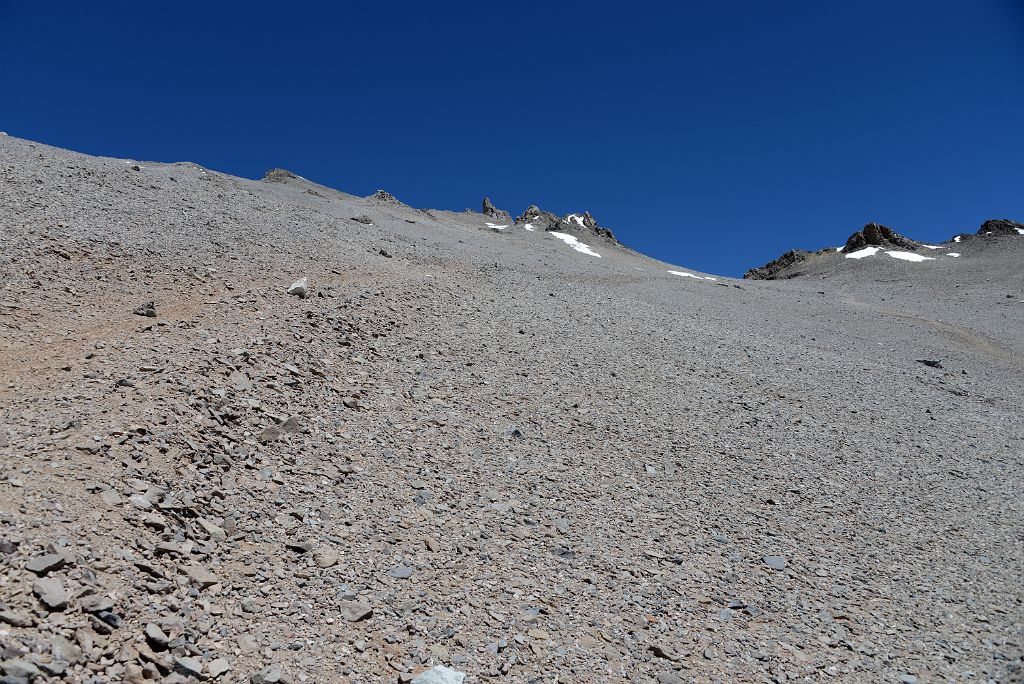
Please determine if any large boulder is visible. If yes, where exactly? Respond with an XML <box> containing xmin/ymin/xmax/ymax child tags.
<box><xmin>841</xmin><ymin>223</ymin><xmax>919</xmax><ymax>253</ymax></box>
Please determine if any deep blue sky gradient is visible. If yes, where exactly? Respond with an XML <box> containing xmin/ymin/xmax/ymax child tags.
<box><xmin>2</xmin><ymin>1</ymin><xmax>1022</xmax><ymax>276</ymax></box>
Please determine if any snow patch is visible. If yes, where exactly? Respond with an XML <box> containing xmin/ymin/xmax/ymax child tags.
<box><xmin>844</xmin><ymin>246</ymin><xmax>881</xmax><ymax>259</ymax></box>
<box><xmin>921</xmin><ymin>244</ymin><xmax>941</xmax><ymax>250</ymax></box>
<box><xmin>1017</xmin><ymin>228</ymin><xmax>1024</xmax><ymax>235</ymax></box>
<box><xmin>565</xmin><ymin>214</ymin><xmax>585</xmax><ymax>227</ymax></box>
<box><xmin>946</xmin><ymin>252</ymin><xmax>960</xmax><ymax>257</ymax></box>
<box><xmin>549</xmin><ymin>231</ymin><xmax>601</xmax><ymax>257</ymax></box>
<box><xmin>668</xmin><ymin>270</ymin><xmax>716</xmax><ymax>281</ymax></box>
<box><xmin>953</xmin><ymin>235</ymin><xmax>962</xmax><ymax>243</ymax></box>
<box><xmin>524</xmin><ymin>223</ymin><xmax>535</xmax><ymax>231</ymax></box>
<box><xmin>886</xmin><ymin>251</ymin><xmax>934</xmax><ymax>262</ymax></box>
<box><xmin>485</xmin><ymin>222</ymin><xmax>509</xmax><ymax>230</ymax></box>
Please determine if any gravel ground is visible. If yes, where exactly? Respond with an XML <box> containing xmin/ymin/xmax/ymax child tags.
<box><xmin>0</xmin><ymin>134</ymin><xmax>1021</xmax><ymax>684</ymax></box>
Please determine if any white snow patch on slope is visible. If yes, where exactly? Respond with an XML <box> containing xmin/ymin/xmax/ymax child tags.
<box><xmin>565</xmin><ymin>214</ymin><xmax>585</xmax><ymax>227</ymax></box>
<box><xmin>524</xmin><ymin>224</ymin><xmax>535</xmax><ymax>231</ymax></box>
<box><xmin>946</xmin><ymin>252</ymin><xmax>960</xmax><ymax>257</ymax></box>
<box><xmin>1017</xmin><ymin>228</ymin><xmax>1024</xmax><ymax>235</ymax></box>
<box><xmin>921</xmin><ymin>244</ymin><xmax>941</xmax><ymax>250</ymax></box>
<box><xmin>485</xmin><ymin>222</ymin><xmax>509</xmax><ymax>230</ymax></box>
<box><xmin>668</xmin><ymin>270</ymin><xmax>716</xmax><ymax>281</ymax></box>
<box><xmin>886</xmin><ymin>251</ymin><xmax>934</xmax><ymax>262</ymax></box>
<box><xmin>549</xmin><ymin>231</ymin><xmax>601</xmax><ymax>257</ymax></box>
<box><xmin>954</xmin><ymin>235</ymin><xmax>962</xmax><ymax>243</ymax></box>
<box><xmin>844</xmin><ymin>246</ymin><xmax>881</xmax><ymax>259</ymax></box>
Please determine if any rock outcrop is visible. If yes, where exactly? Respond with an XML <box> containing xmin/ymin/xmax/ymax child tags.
<box><xmin>977</xmin><ymin>218</ymin><xmax>1024</xmax><ymax>236</ymax></box>
<box><xmin>369</xmin><ymin>189</ymin><xmax>402</xmax><ymax>204</ymax></box>
<box><xmin>743</xmin><ymin>249</ymin><xmax>815</xmax><ymax>280</ymax></box>
<box><xmin>262</xmin><ymin>168</ymin><xmax>298</xmax><ymax>183</ymax></box>
<box><xmin>482</xmin><ymin>197</ymin><xmax>511</xmax><ymax>222</ymax></box>
<box><xmin>514</xmin><ymin>205</ymin><xmax>616</xmax><ymax>242</ymax></box>
<box><xmin>841</xmin><ymin>223</ymin><xmax>919</xmax><ymax>253</ymax></box>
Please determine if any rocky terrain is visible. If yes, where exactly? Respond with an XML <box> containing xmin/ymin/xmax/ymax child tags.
<box><xmin>0</xmin><ymin>134</ymin><xmax>1021</xmax><ymax>684</ymax></box>
<box><xmin>746</xmin><ymin>220</ymin><xmax>1024</xmax><ymax>281</ymax></box>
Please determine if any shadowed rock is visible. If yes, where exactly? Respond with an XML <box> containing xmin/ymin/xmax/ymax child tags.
<box><xmin>842</xmin><ymin>222</ymin><xmax>919</xmax><ymax>253</ymax></box>
<box><xmin>744</xmin><ymin>249</ymin><xmax>815</xmax><ymax>280</ymax></box>
<box><xmin>977</xmin><ymin>218</ymin><xmax>1023</xmax><ymax>236</ymax></box>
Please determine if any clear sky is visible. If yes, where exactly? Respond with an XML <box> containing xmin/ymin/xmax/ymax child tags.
<box><xmin>2</xmin><ymin>1</ymin><xmax>1022</xmax><ymax>276</ymax></box>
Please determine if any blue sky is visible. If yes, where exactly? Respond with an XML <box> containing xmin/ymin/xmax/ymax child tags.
<box><xmin>1</xmin><ymin>1</ymin><xmax>1022</xmax><ymax>276</ymax></box>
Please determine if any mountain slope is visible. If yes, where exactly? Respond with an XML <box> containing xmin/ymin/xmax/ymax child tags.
<box><xmin>0</xmin><ymin>134</ymin><xmax>1021</xmax><ymax>684</ymax></box>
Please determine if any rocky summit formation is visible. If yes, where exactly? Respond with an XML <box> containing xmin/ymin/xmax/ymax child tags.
<box><xmin>481</xmin><ymin>198</ymin><xmax>511</xmax><ymax>223</ymax></box>
<box><xmin>841</xmin><ymin>222</ymin><xmax>920</xmax><ymax>253</ymax></box>
<box><xmin>513</xmin><ymin>205</ymin><xmax>616</xmax><ymax>242</ymax></box>
<box><xmin>262</xmin><ymin>168</ymin><xmax>298</xmax><ymax>183</ymax></box>
<box><xmin>977</xmin><ymin>218</ymin><xmax>1024</xmax><ymax>236</ymax></box>
<box><xmin>369</xmin><ymin>189</ymin><xmax>402</xmax><ymax>205</ymax></box>
<box><xmin>0</xmin><ymin>134</ymin><xmax>1022</xmax><ymax>684</ymax></box>
<box><xmin>743</xmin><ymin>249</ymin><xmax>814</xmax><ymax>280</ymax></box>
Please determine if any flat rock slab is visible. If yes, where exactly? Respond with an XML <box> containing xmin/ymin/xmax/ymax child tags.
<box><xmin>339</xmin><ymin>601</ymin><xmax>373</xmax><ymax>622</ymax></box>
<box><xmin>33</xmin><ymin>577</ymin><xmax>68</xmax><ymax>611</ymax></box>
<box><xmin>26</xmin><ymin>553</ymin><xmax>65</xmax><ymax>575</ymax></box>
<box><xmin>411</xmin><ymin>665</ymin><xmax>467</xmax><ymax>684</ymax></box>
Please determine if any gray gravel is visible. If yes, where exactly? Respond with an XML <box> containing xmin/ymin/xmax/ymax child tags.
<box><xmin>0</xmin><ymin>133</ymin><xmax>1021</xmax><ymax>683</ymax></box>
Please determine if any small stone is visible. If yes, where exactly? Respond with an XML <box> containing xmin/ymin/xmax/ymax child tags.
<box><xmin>379</xmin><ymin>249</ymin><xmax>393</xmax><ymax>258</ymax></box>
<box><xmin>129</xmin><ymin>494</ymin><xmax>153</xmax><ymax>510</ymax></box>
<box><xmin>258</xmin><ymin>425</ymin><xmax>282</xmax><ymax>444</ymax></box>
<box><xmin>79</xmin><ymin>593</ymin><xmax>114</xmax><ymax>612</ymax></box>
<box><xmin>50</xmin><ymin>635</ymin><xmax>82</xmax><ymax>663</ymax></box>
<box><xmin>145</xmin><ymin>623</ymin><xmax>170</xmax><ymax>649</ymax></box>
<box><xmin>96</xmin><ymin>610</ymin><xmax>122</xmax><ymax>628</ymax></box>
<box><xmin>527</xmin><ymin>628</ymin><xmax>550</xmax><ymax>640</ymax></box>
<box><xmin>287</xmin><ymin>277</ymin><xmax>308</xmax><ymax>298</ymax></box>
<box><xmin>898</xmin><ymin>676</ymin><xmax>919</xmax><ymax>684</ymax></box>
<box><xmin>173</xmin><ymin>656</ymin><xmax>204</xmax><ymax>678</ymax></box>
<box><xmin>312</xmin><ymin>548</ymin><xmax>338</xmax><ymax>568</ymax></box>
<box><xmin>0</xmin><ymin>610</ymin><xmax>35</xmax><ymax>628</ymax></box>
<box><xmin>208</xmin><ymin>658</ymin><xmax>231</xmax><ymax>678</ymax></box>
<box><xmin>762</xmin><ymin>555</ymin><xmax>786</xmax><ymax>571</ymax></box>
<box><xmin>0</xmin><ymin>659</ymin><xmax>41</xmax><ymax>681</ymax></box>
<box><xmin>386</xmin><ymin>565</ymin><xmax>414</xmax><ymax>579</ymax></box>
<box><xmin>251</xmin><ymin>666</ymin><xmax>283</xmax><ymax>684</ymax></box>
<box><xmin>100</xmin><ymin>489</ymin><xmax>122</xmax><ymax>506</ymax></box>
<box><xmin>133</xmin><ymin>301</ymin><xmax>157</xmax><ymax>317</ymax></box>
<box><xmin>285</xmin><ymin>539</ymin><xmax>314</xmax><ymax>553</ymax></box>
<box><xmin>339</xmin><ymin>601</ymin><xmax>373</xmax><ymax>622</ymax></box>
<box><xmin>182</xmin><ymin>564</ymin><xmax>218</xmax><ymax>588</ymax></box>
<box><xmin>197</xmin><ymin>518</ymin><xmax>227</xmax><ymax>542</ymax></box>
<box><xmin>26</xmin><ymin>553</ymin><xmax>65</xmax><ymax>575</ymax></box>
<box><xmin>411</xmin><ymin>665</ymin><xmax>466</xmax><ymax>684</ymax></box>
<box><xmin>33</xmin><ymin>577</ymin><xmax>68</xmax><ymax>611</ymax></box>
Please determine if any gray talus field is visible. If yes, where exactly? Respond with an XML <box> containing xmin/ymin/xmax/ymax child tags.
<box><xmin>0</xmin><ymin>134</ymin><xmax>1021</xmax><ymax>684</ymax></box>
